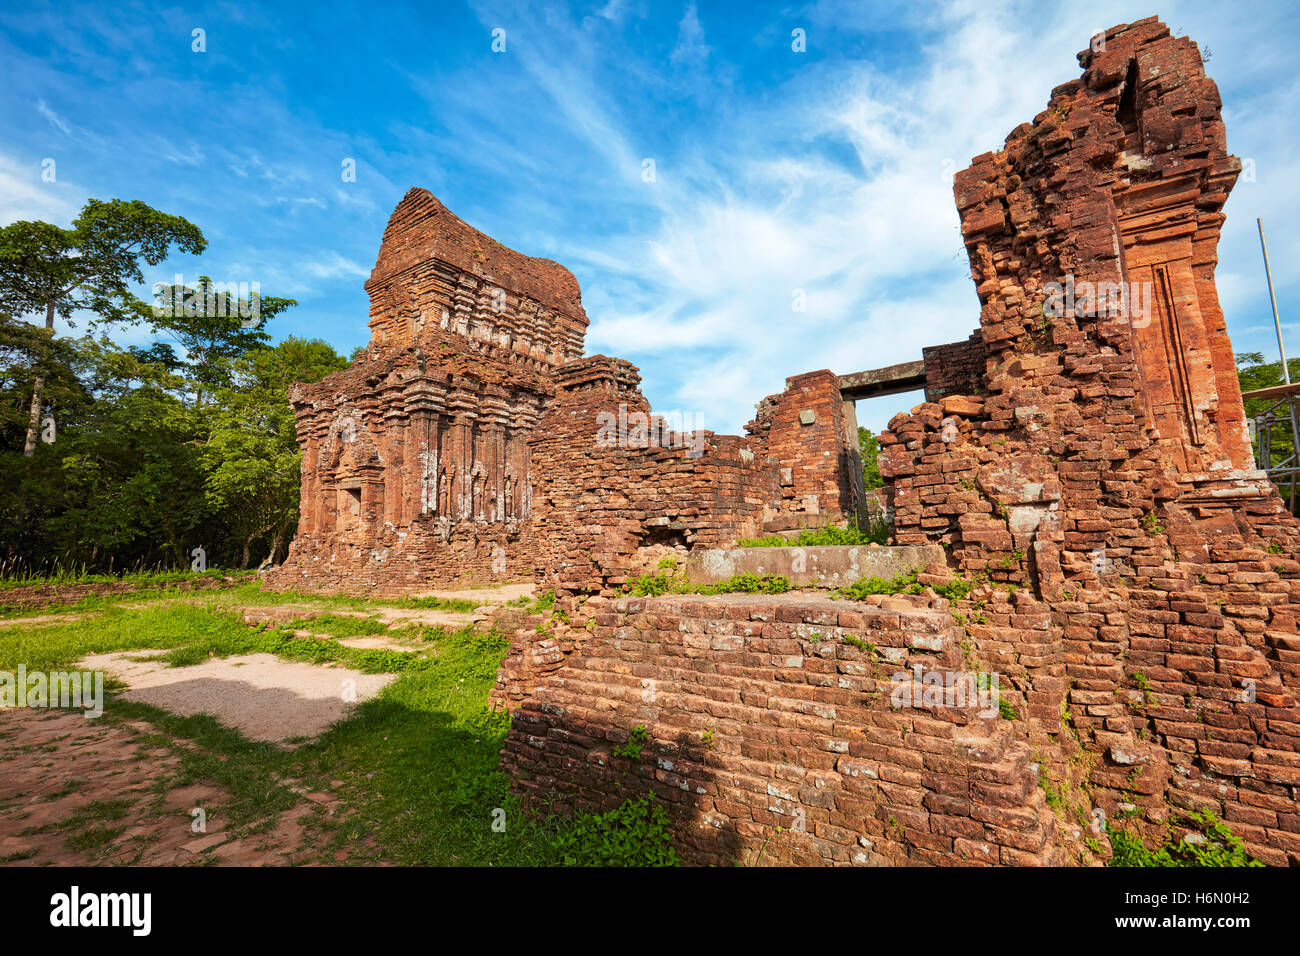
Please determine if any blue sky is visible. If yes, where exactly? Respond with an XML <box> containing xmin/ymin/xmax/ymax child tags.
<box><xmin>3</xmin><ymin>0</ymin><xmax>1299</xmax><ymax>434</ymax></box>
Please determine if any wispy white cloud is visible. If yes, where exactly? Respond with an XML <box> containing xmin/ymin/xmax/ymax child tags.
<box><xmin>0</xmin><ymin>151</ymin><xmax>82</xmax><ymax>226</ymax></box>
<box><xmin>302</xmin><ymin>252</ymin><xmax>370</xmax><ymax>281</ymax></box>
<box><xmin>163</xmin><ymin>143</ymin><xmax>204</xmax><ymax>166</ymax></box>
<box><xmin>4</xmin><ymin>0</ymin><xmax>1297</xmax><ymax>435</ymax></box>
<box><xmin>670</xmin><ymin>3</ymin><xmax>711</xmax><ymax>66</ymax></box>
<box><xmin>454</xmin><ymin>0</ymin><xmax>1300</xmax><ymax>433</ymax></box>
<box><xmin>35</xmin><ymin>98</ymin><xmax>71</xmax><ymax>135</ymax></box>
<box><xmin>217</xmin><ymin>251</ymin><xmax>371</xmax><ymax>298</ymax></box>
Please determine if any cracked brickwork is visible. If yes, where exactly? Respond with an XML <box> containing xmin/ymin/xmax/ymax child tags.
<box><xmin>497</xmin><ymin>591</ymin><xmax>1063</xmax><ymax>866</ymax></box>
<box><xmin>265</xmin><ymin>188</ymin><xmax>584</xmax><ymax>594</ymax></box>
<box><xmin>270</xmin><ymin>19</ymin><xmax>1299</xmax><ymax>866</ymax></box>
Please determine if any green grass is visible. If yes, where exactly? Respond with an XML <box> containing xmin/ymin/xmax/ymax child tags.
<box><xmin>0</xmin><ymin>599</ymin><xmax>677</xmax><ymax>866</ymax></box>
<box><xmin>388</xmin><ymin>595</ymin><xmax>480</xmax><ymax>613</ymax></box>
<box><xmin>735</xmin><ymin>534</ymin><xmax>790</xmax><ymax>548</ymax></box>
<box><xmin>0</xmin><ymin>566</ymin><xmax>254</xmax><ymax>591</ymax></box>
<box><xmin>0</xmin><ymin>571</ymin><xmax>259</xmax><ymax>619</ymax></box>
<box><xmin>0</xmin><ymin>574</ymin><xmax>487</xmax><ymax>620</ymax></box>
<box><xmin>738</xmin><ymin>519</ymin><xmax>890</xmax><ymax>549</ymax></box>
<box><xmin>625</xmin><ymin>570</ymin><xmax>792</xmax><ymax>597</ymax></box>
<box><xmin>282</xmin><ymin>613</ymin><xmax>392</xmax><ymax>639</ymax></box>
<box><xmin>836</xmin><ymin>568</ymin><xmax>977</xmax><ymax>603</ymax></box>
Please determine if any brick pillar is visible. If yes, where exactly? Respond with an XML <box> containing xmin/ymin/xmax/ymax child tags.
<box><xmin>360</xmin><ymin>462</ymin><xmax>384</xmax><ymax>528</ymax></box>
<box><xmin>407</xmin><ymin>402</ymin><xmax>442</xmax><ymax>520</ymax></box>
<box><xmin>383</xmin><ymin>404</ymin><xmax>406</xmax><ymax>527</ymax></box>
<box><xmin>841</xmin><ymin>397</ymin><xmax>868</xmax><ymax>525</ymax></box>
<box><xmin>298</xmin><ymin>411</ymin><xmax>321</xmax><ymax>534</ymax></box>
<box><xmin>446</xmin><ymin>386</ymin><xmax>478</xmax><ymax>521</ymax></box>
<box><xmin>482</xmin><ymin>387</ymin><xmax>512</xmax><ymax>522</ymax></box>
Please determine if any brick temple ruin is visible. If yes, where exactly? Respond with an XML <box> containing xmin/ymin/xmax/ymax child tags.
<box><xmin>272</xmin><ymin>18</ymin><xmax>1300</xmax><ymax>866</ymax></box>
<box><xmin>265</xmin><ymin>188</ymin><xmax>887</xmax><ymax>595</ymax></box>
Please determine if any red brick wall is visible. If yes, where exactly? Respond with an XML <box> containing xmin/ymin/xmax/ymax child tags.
<box><xmin>746</xmin><ymin>370</ymin><xmax>865</xmax><ymax>530</ymax></box>
<box><xmin>877</xmin><ymin>18</ymin><xmax>1300</xmax><ymax>864</ymax></box>
<box><xmin>497</xmin><ymin>592</ymin><xmax>1061</xmax><ymax>865</ymax></box>
<box><xmin>267</xmin><ymin>189</ymin><xmax>585</xmax><ymax>595</ymax></box>
<box><xmin>523</xmin><ymin>362</ymin><xmax>873</xmax><ymax>597</ymax></box>
<box><xmin>923</xmin><ymin>333</ymin><xmax>987</xmax><ymax>402</ymax></box>
<box><xmin>271</xmin><ymin>195</ymin><xmax>869</xmax><ymax>597</ymax></box>
<box><xmin>528</xmin><ymin>357</ymin><xmax>780</xmax><ymax>596</ymax></box>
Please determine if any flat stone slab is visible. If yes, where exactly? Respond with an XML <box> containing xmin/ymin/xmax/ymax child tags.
<box><xmin>685</xmin><ymin>544</ymin><xmax>944</xmax><ymax>588</ymax></box>
<box><xmin>80</xmin><ymin>651</ymin><xmax>395</xmax><ymax>744</ymax></box>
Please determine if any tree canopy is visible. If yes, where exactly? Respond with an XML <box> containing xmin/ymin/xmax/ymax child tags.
<box><xmin>0</xmin><ymin>203</ymin><xmax>346</xmax><ymax>573</ymax></box>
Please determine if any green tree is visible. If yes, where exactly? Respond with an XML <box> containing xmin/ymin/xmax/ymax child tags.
<box><xmin>859</xmin><ymin>426</ymin><xmax>883</xmax><ymax>490</ymax></box>
<box><xmin>1236</xmin><ymin>351</ymin><xmax>1300</xmax><ymax>501</ymax></box>
<box><xmin>148</xmin><ymin>275</ymin><xmax>297</xmax><ymax>408</ymax></box>
<box><xmin>0</xmin><ymin>314</ymin><xmax>104</xmax><ymax>567</ymax></box>
<box><xmin>199</xmin><ymin>338</ymin><xmax>348</xmax><ymax>568</ymax></box>
<box><xmin>45</xmin><ymin>344</ymin><xmax>209</xmax><ymax>569</ymax></box>
<box><xmin>0</xmin><ymin>312</ymin><xmax>92</xmax><ymax>449</ymax></box>
<box><xmin>0</xmin><ymin>200</ymin><xmax>205</xmax><ymax>455</ymax></box>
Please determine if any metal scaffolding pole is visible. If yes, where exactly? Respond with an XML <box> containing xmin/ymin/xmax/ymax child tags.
<box><xmin>1259</xmin><ymin>217</ymin><xmax>1299</xmax><ymax>510</ymax></box>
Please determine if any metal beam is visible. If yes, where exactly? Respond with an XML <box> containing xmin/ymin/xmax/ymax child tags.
<box><xmin>1241</xmin><ymin>381</ymin><xmax>1300</xmax><ymax>401</ymax></box>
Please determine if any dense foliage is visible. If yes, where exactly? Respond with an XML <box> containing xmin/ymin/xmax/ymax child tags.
<box><xmin>1238</xmin><ymin>350</ymin><xmax>1300</xmax><ymax>469</ymax></box>
<box><xmin>0</xmin><ymin>201</ymin><xmax>349</xmax><ymax>574</ymax></box>
<box><xmin>858</xmin><ymin>426</ymin><xmax>882</xmax><ymax>490</ymax></box>
<box><xmin>1107</xmin><ymin>809</ymin><xmax>1262</xmax><ymax>867</ymax></box>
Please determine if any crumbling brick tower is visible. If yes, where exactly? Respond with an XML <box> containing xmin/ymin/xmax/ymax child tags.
<box><xmin>880</xmin><ymin>18</ymin><xmax>1300</xmax><ymax>863</ymax></box>
<box><xmin>266</xmin><ymin>188</ymin><xmax>589</xmax><ymax>594</ymax></box>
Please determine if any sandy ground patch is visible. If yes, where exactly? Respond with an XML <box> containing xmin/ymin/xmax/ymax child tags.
<box><xmin>334</xmin><ymin>634</ymin><xmax>427</xmax><ymax>652</ymax></box>
<box><xmin>414</xmin><ymin>582</ymin><xmax>535</xmax><ymax>605</ymax></box>
<box><xmin>80</xmin><ymin>651</ymin><xmax>395</xmax><ymax>743</ymax></box>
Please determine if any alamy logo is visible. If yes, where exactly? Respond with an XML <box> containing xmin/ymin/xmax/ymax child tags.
<box><xmin>1</xmin><ymin>665</ymin><xmax>103</xmax><ymax>718</ymax></box>
<box><xmin>890</xmin><ymin>665</ymin><xmax>1002</xmax><ymax>719</ymax></box>
<box><xmin>1042</xmin><ymin>273</ymin><xmax>1152</xmax><ymax>326</ymax></box>
<box><xmin>595</xmin><ymin>403</ymin><xmax>706</xmax><ymax>457</ymax></box>
<box><xmin>152</xmin><ymin>274</ymin><xmax>262</xmax><ymax>328</ymax></box>
<box><xmin>49</xmin><ymin>886</ymin><xmax>151</xmax><ymax>936</ymax></box>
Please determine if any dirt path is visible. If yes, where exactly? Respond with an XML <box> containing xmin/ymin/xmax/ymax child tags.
<box><xmin>0</xmin><ymin>581</ymin><xmax>534</xmax><ymax>867</ymax></box>
<box><xmin>0</xmin><ymin>707</ymin><xmax>338</xmax><ymax>866</ymax></box>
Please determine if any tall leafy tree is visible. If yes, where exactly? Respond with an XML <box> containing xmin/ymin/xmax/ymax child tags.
<box><xmin>858</xmin><ymin>426</ymin><xmax>883</xmax><ymax>490</ymax></box>
<box><xmin>148</xmin><ymin>275</ymin><xmax>296</xmax><ymax>407</ymax></box>
<box><xmin>51</xmin><ymin>382</ymin><xmax>208</xmax><ymax>568</ymax></box>
<box><xmin>199</xmin><ymin>338</ymin><xmax>347</xmax><ymax>568</ymax></box>
<box><xmin>0</xmin><ymin>200</ymin><xmax>205</xmax><ymax>454</ymax></box>
<box><xmin>0</xmin><ymin>313</ymin><xmax>96</xmax><ymax>564</ymax></box>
